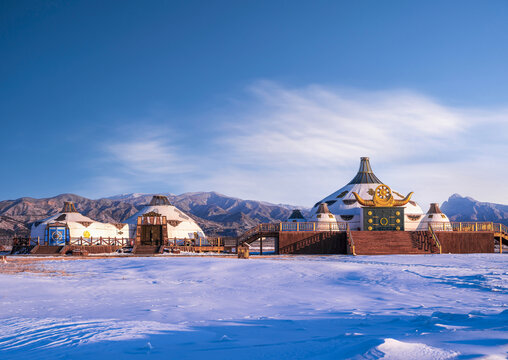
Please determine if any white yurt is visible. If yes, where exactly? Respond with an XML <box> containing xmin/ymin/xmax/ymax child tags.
<box><xmin>311</xmin><ymin>157</ymin><xmax>424</xmax><ymax>231</ymax></box>
<box><xmin>125</xmin><ymin>195</ymin><xmax>206</xmax><ymax>245</ymax></box>
<box><xmin>309</xmin><ymin>203</ymin><xmax>338</xmax><ymax>230</ymax></box>
<box><xmin>30</xmin><ymin>201</ymin><xmax>129</xmax><ymax>245</ymax></box>
<box><xmin>288</xmin><ymin>209</ymin><xmax>306</xmax><ymax>222</ymax></box>
<box><xmin>418</xmin><ymin>203</ymin><xmax>452</xmax><ymax>231</ymax></box>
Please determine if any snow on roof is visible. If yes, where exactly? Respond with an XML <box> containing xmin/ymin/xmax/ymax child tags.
<box><xmin>125</xmin><ymin>195</ymin><xmax>206</xmax><ymax>239</ymax></box>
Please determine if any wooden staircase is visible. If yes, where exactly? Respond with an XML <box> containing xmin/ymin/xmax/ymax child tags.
<box><xmin>279</xmin><ymin>232</ymin><xmax>347</xmax><ymax>254</ymax></box>
<box><xmin>133</xmin><ymin>245</ymin><xmax>163</xmax><ymax>255</ymax></box>
<box><xmin>30</xmin><ymin>245</ymin><xmax>64</xmax><ymax>255</ymax></box>
<box><xmin>351</xmin><ymin>231</ymin><xmax>439</xmax><ymax>255</ymax></box>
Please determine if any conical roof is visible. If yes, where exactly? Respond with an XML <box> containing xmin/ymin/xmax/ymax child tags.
<box><xmin>348</xmin><ymin>157</ymin><xmax>382</xmax><ymax>184</ymax></box>
<box><xmin>316</xmin><ymin>203</ymin><xmax>331</xmax><ymax>214</ymax></box>
<box><xmin>61</xmin><ymin>201</ymin><xmax>78</xmax><ymax>213</ymax></box>
<box><xmin>427</xmin><ymin>203</ymin><xmax>443</xmax><ymax>214</ymax></box>
<box><xmin>288</xmin><ymin>209</ymin><xmax>305</xmax><ymax>220</ymax></box>
<box><xmin>149</xmin><ymin>195</ymin><xmax>172</xmax><ymax>206</ymax></box>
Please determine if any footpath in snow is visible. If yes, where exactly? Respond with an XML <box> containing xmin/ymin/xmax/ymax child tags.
<box><xmin>0</xmin><ymin>254</ymin><xmax>507</xmax><ymax>359</ymax></box>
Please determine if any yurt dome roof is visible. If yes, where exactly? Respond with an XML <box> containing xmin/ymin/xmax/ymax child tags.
<box><xmin>310</xmin><ymin>203</ymin><xmax>337</xmax><ymax>222</ymax></box>
<box><xmin>312</xmin><ymin>157</ymin><xmax>424</xmax><ymax>216</ymax></box>
<box><xmin>125</xmin><ymin>195</ymin><xmax>206</xmax><ymax>239</ymax></box>
<box><xmin>36</xmin><ymin>201</ymin><xmax>96</xmax><ymax>224</ymax></box>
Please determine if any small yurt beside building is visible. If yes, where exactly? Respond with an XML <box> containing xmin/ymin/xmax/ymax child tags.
<box><xmin>418</xmin><ymin>203</ymin><xmax>452</xmax><ymax>231</ymax></box>
<box><xmin>309</xmin><ymin>203</ymin><xmax>338</xmax><ymax>230</ymax></box>
<box><xmin>30</xmin><ymin>201</ymin><xmax>129</xmax><ymax>245</ymax></box>
<box><xmin>125</xmin><ymin>195</ymin><xmax>206</xmax><ymax>246</ymax></box>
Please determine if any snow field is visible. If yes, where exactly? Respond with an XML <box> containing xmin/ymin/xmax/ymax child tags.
<box><xmin>0</xmin><ymin>254</ymin><xmax>507</xmax><ymax>359</ymax></box>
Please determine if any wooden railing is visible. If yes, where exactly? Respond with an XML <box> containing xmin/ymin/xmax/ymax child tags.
<box><xmin>24</xmin><ymin>237</ymin><xmax>132</xmax><ymax>247</ymax></box>
<box><xmin>428</xmin><ymin>224</ymin><xmax>442</xmax><ymax>254</ymax></box>
<box><xmin>431</xmin><ymin>222</ymin><xmax>508</xmax><ymax>235</ymax></box>
<box><xmin>238</xmin><ymin>222</ymin><xmax>349</xmax><ymax>244</ymax></box>
<box><xmin>493</xmin><ymin>223</ymin><xmax>508</xmax><ymax>236</ymax></box>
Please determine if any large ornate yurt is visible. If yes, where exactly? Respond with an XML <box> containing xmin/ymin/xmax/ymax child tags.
<box><xmin>30</xmin><ymin>201</ymin><xmax>129</xmax><ymax>245</ymax></box>
<box><xmin>125</xmin><ymin>195</ymin><xmax>206</xmax><ymax>246</ymax></box>
<box><xmin>311</xmin><ymin>157</ymin><xmax>424</xmax><ymax>231</ymax></box>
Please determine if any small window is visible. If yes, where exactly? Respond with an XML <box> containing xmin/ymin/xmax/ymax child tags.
<box><xmin>441</xmin><ymin>214</ymin><xmax>446</xmax><ymax>219</ymax></box>
<box><xmin>328</xmin><ymin>214</ymin><xmax>334</xmax><ymax>218</ymax></box>
<box><xmin>428</xmin><ymin>214</ymin><xmax>433</xmax><ymax>218</ymax></box>
<box><xmin>336</xmin><ymin>191</ymin><xmax>348</xmax><ymax>198</ymax></box>
<box><xmin>317</xmin><ymin>214</ymin><xmax>322</xmax><ymax>218</ymax></box>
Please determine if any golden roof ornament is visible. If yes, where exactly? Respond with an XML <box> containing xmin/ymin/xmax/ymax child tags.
<box><xmin>352</xmin><ymin>184</ymin><xmax>413</xmax><ymax>207</ymax></box>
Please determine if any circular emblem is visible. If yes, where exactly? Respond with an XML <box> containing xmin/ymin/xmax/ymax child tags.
<box><xmin>396</xmin><ymin>211</ymin><xmax>400</xmax><ymax>216</ymax></box>
<box><xmin>376</xmin><ymin>185</ymin><xmax>391</xmax><ymax>199</ymax></box>
<box><xmin>368</xmin><ymin>226</ymin><xmax>373</xmax><ymax>231</ymax></box>
<box><xmin>396</xmin><ymin>226</ymin><xmax>400</xmax><ymax>231</ymax></box>
<box><xmin>373</xmin><ymin>184</ymin><xmax>394</xmax><ymax>207</ymax></box>
<box><xmin>380</xmin><ymin>217</ymin><xmax>388</xmax><ymax>226</ymax></box>
<box><xmin>368</xmin><ymin>211</ymin><xmax>373</xmax><ymax>216</ymax></box>
<box><xmin>83</xmin><ymin>230</ymin><xmax>91</xmax><ymax>238</ymax></box>
<box><xmin>52</xmin><ymin>231</ymin><xmax>62</xmax><ymax>240</ymax></box>
<box><xmin>368</xmin><ymin>218</ymin><xmax>373</xmax><ymax>224</ymax></box>
<box><xmin>396</xmin><ymin>219</ymin><xmax>400</xmax><ymax>224</ymax></box>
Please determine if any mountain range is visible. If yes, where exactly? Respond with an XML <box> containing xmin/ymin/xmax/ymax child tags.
<box><xmin>441</xmin><ymin>194</ymin><xmax>508</xmax><ymax>226</ymax></box>
<box><xmin>0</xmin><ymin>192</ymin><xmax>506</xmax><ymax>243</ymax></box>
<box><xmin>0</xmin><ymin>192</ymin><xmax>298</xmax><ymax>242</ymax></box>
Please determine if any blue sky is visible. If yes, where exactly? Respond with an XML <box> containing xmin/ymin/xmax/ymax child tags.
<box><xmin>1</xmin><ymin>0</ymin><xmax>508</xmax><ymax>207</ymax></box>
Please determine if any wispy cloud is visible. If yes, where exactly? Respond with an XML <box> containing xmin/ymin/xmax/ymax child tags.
<box><xmin>85</xmin><ymin>81</ymin><xmax>508</xmax><ymax>207</ymax></box>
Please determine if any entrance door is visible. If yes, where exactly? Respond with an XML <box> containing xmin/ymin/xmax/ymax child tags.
<box><xmin>141</xmin><ymin>225</ymin><xmax>163</xmax><ymax>245</ymax></box>
<box><xmin>47</xmin><ymin>227</ymin><xmax>67</xmax><ymax>245</ymax></box>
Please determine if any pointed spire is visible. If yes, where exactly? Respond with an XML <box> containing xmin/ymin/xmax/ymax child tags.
<box><xmin>61</xmin><ymin>201</ymin><xmax>77</xmax><ymax>213</ymax></box>
<box><xmin>149</xmin><ymin>195</ymin><xmax>172</xmax><ymax>206</ymax></box>
<box><xmin>348</xmin><ymin>157</ymin><xmax>382</xmax><ymax>184</ymax></box>
<box><xmin>427</xmin><ymin>203</ymin><xmax>443</xmax><ymax>214</ymax></box>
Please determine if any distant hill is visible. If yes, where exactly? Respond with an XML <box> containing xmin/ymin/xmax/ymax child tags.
<box><xmin>441</xmin><ymin>194</ymin><xmax>508</xmax><ymax>226</ymax></box>
<box><xmin>0</xmin><ymin>192</ymin><xmax>297</xmax><ymax>241</ymax></box>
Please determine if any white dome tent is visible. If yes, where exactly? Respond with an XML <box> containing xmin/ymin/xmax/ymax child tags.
<box><xmin>419</xmin><ymin>203</ymin><xmax>452</xmax><ymax>231</ymax></box>
<box><xmin>309</xmin><ymin>203</ymin><xmax>339</xmax><ymax>230</ymax></box>
<box><xmin>311</xmin><ymin>157</ymin><xmax>424</xmax><ymax>231</ymax></box>
<box><xmin>125</xmin><ymin>195</ymin><xmax>206</xmax><ymax>246</ymax></box>
<box><xmin>30</xmin><ymin>201</ymin><xmax>129</xmax><ymax>245</ymax></box>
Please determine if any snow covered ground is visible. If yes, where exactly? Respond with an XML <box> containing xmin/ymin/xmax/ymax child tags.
<box><xmin>0</xmin><ymin>254</ymin><xmax>507</xmax><ymax>359</ymax></box>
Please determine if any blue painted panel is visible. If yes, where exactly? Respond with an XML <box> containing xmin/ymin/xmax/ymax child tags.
<box><xmin>48</xmin><ymin>227</ymin><xmax>67</xmax><ymax>245</ymax></box>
